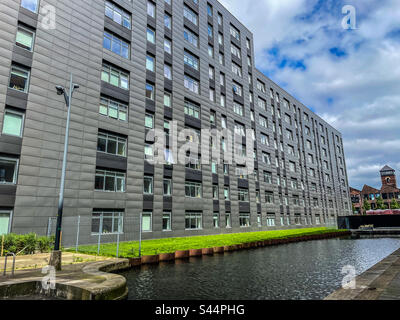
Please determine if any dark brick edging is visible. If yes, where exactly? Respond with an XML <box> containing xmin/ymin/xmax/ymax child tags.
<box><xmin>128</xmin><ymin>231</ymin><xmax>350</xmax><ymax>267</ymax></box>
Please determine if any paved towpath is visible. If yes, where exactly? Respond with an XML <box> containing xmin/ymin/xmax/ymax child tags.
<box><xmin>325</xmin><ymin>248</ymin><xmax>400</xmax><ymax>300</ymax></box>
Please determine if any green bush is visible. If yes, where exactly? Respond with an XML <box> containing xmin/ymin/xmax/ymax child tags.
<box><xmin>1</xmin><ymin>233</ymin><xmax>54</xmax><ymax>255</ymax></box>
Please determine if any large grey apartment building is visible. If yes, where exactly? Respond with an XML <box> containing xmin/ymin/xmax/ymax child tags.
<box><xmin>0</xmin><ymin>0</ymin><xmax>351</xmax><ymax>245</ymax></box>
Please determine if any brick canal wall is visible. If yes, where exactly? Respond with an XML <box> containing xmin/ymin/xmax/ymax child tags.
<box><xmin>128</xmin><ymin>231</ymin><xmax>350</xmax><ymax>267</ymax></box>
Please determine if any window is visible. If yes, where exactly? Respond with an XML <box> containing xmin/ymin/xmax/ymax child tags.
<box><xmin>101</xmin><ymin>63</ymin><xmax>129</xmax><ymax>90</ymax></box>
<box><xmin>99</xmin><ymin>96</ymin><xmax>128</xmax><ymax>121</ymax></box>
<box><xmin>259</xmin><ymin>116</ymin><xmax>268</xmax><ymax>128</ymax></box>
<box><xmin>262</xmin><ymin>152</ymin><xmax>271</xmax><ymax>165</ymax></box>
<box><xmin>143</xmin><ymin>175</ymin><xmax>153</xmax><ymax>194</ymax></box>
<box><xmin>183</xmin><ymin>5</ymin><xmax>198</xmax><ymax>25</ymax></box>
<box><xmin>260</xmin><ymin>134</ymin><xmax>269</xmax><ymax>146</ymax></box>
<box><xmin>232</xmin><ymin>82</ymin><xmax>242</xmax><ymax>96</ymax></box>
<box><xmin>234</xmin><ymin>122</ymin><xmax>245</xmax><ymax>136</ymax></box>
<box><xmin>264</xmin><ymin>171</ymin><xmax>272</xmax><ymax>184</ymax></box>
<box><xmin>208</xmin><ymin>45</ymin><xmax>214</xmax><ymax>58</ymax></box>
<box><xmin>233</xmin><ymin>102</ymin><xmax>244</xmax><ymax>116</ymax></box>
<box><xmin>9</xmin><ymin>65</ymin><xmax>30</xmax><ymax>93</ymax></box>
<box><xmin>230</xmin><ymin>25</ymin><xmax>240</xmax><ymax>41</ymax></box>
<box><xmin>184</xmin><ymin>28</ymin><xmax>198</xmax><ymax>47</ymax></box>
<box><xmin>2</xmin><ymin>109</ymin><xmax>24</xmax><ymax>137</ymax></box>
<box><xmin>185</xmin><ymin>153</ymin><xmax>201</xmax><ymax>171</ymax></box>
<box><xmin>218</xmin><ymin>52</ymin><xmax>224</xmax><ymax>65</ymax></box>
<box><xmin>145</xmin><ymin>83</ymin><xmax>155</xmax><ymax>100</ymax></box>
<box><xmin>185</xmin><ymin>212</ymin><xmax>202</xmax><ymax>230</ymax></box>
<box><xmin>257</xmin><ymin>80</ymin><xmax>266</xmax><ymax>93</ymax></box>
<box><xmin>239</xmin><ymin>214</ymin><xmax>250</xmax><ymax>227</ymax></box>
<box><xmin>97</xmin><ymin>132</ymin><xmax>126</xmax><ymax>157</ymax></box>
<box><xmin>231</xmin><ymin>44</ymin><xmax>241</xmax><ymax>59</ymax></box>
<box><xmin>184</xmin><ymin>100</ymin><xmax>200</xmax><ymax>119</ymax></box>
<box><xmin>218</xmin><ymin>33</ymin><xmax>223</xmax><ymax>45</ymax></box>
<box><xmin>213</xmin><ymin>213</ymin><xmax>220</xmax><ymax>228</ymax></box>
<box><xmin>103</xmin><ymin>31</ymin><xmax>130</xmax><ymax>59</ymax></box>
<box><xmin>142</xmin><ymin>212</ymin><xmax>152</xmax><ymax>232</ymax></box>
<box><xmin>163</xmin><ymin>179</ymin><xmax>172</xmax><ymax>196</ymax></box>
<box><xmin>220</xmin><ymin>73</ymin><xmax>226</xmax><ymax>87</ymax></box>
<box><xmin>210</xmin><ymin>110</ymin><xmax>216</xmax><ymax>124</ymax></box>
<box><xmin>258</xmin><ymin>98</ymin><xmax>266</xmax><ymax>111</ymax></box>
<box><xmin>164</xmin><ymin>38</ymin><xmax>172</xmax><ymax>54</ymax></box>
<box><xmin>209</xmin><ymin>66</ymin><xmax>215</xmax><ymax>80</ymax></box>
<box><xmin>16</xmin><ymin>25</ymin><xmax>35</xmax><ymax>51</ymax></box>
<box><xmin>91</xmin><ymin>210</ymin><xmax>123</xmax><ymax>235</ymax></box>
<box><xmin>225</xmin><ymin>213</ymin><xmax>231</xmax><ymax>228</ymax></box>
<box><xmin>207</xmin><ymin>24</ymin><xmax>213</xmax><ymax>38</ymax></box>
<box><xmin>220</xmin><ymin>95</ymin><xmax>226</xmax><ymax>108</ymax></box>
<box><xmin>184</xmin><ymin>51</ymin><xmax>199</xmax><ymax>70</ymax></box>
<box><xmin>207</xmin><ymin>3</ymin><xmax>213</xmax><ymax>17</ymax></box>
<box><xmin>144</xmin><ymin>144</ymin><xmax>154</xmax><ymax>161</ymax></box>
<box><xmin>0</xmin><ymin>157</ymin><xmax>18</xmax><ymax>184</ymax></box>
<box><xmin>105</xmin><ymin>1</ymin><xmax>131</xmax><ymax>29</ymax></box>
<box><xmin>147</xmin><ymin>1</ymin><xmax>155</xmax><ymax>18</ymax></box>
<box><xmin>289</xmin><ymin>161</ymin><xmax>296</xmax><ymax>172</ymax></box>
<box><xmin>146</xmin><ymin>54</ymin><xmax>155</xmax><ymax>72</ymax></box>
<box><xmin>238</xmin><ymin>188</ymin><xmax>249</xmax><ymax>202</ymax></box>
<box><xmin>164</xmin><ymin>64</ymin><xmax>172</xmax><ymax>80</ymax></box>
<box><xmin>212</xmin><ymin>185</ymin><xmax>219</xmax><ymax>199</ymax></box>
<box><xmin>164</xmin><ymin>92</ymin><xmax>172</xmax><ymax>108</ymax></box>
<box><xmin>144</xmin><ymin>113</ymin><xmax>154</xmax><ymax>129</ymax></box>
<box><xmin>185</xmin><ymin>181</ymin><xmax>202</xmax><ymax>198</ymax></box>
<box><xmin>218</xmin><ymin>13</ymin><xmax>223</xmax><ymax>25</ymax></box>
<box><xmin>267</xmin><ymin>214</ymin><xmax>275</xmax><ymax>227</ymax></box>
<box><xmin>147</xmin><ymin>26</ymin><xmax>156</xmax><ymax>43</ymax></box>
<box><xmin>184</xmin><ymin>75</ymin><xmax>199</xmax><ymax>94</ymax></box>
<box><xmin>231</xmin><ymin>62</ymin><xmax>242</xmax><ymax>77</ymax></box>
<box><xmin>95</xmin><ymin>169</ymin><xmax>125</xmax><ymax>192</ymax></box>
<box><xmin>163</xmin><ymin>212</ymin><xmax>172</xmax><ymax>231</ymax></box>
<box><xmin>164</xmin><ymin>13</ymin><xmax>172</xmax><ymax>29</ymax></box>
<box><xmin>21</xmin><ymin>0</ymin><xmax>39</xmax><ymax>12</ymax></box>
<box><xmin>265</xmin><ymin>191</ymin><xmax>274</xmax><ymax>204</ymax></box>
<box><xmin>224</xmin><ymin>187</ymin><xmax>230</xmax><ymax>200</ymax></box>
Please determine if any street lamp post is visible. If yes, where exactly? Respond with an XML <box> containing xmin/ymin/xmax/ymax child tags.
<box><xmin>49</xmin><ymin>73</ymin><xmax>79</xmax><ymax>270</ymax></box>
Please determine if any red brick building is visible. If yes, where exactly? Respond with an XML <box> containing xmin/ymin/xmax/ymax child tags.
<box><xmin>350</xmin><ymin>166</ymin><xmax>400</xmax><ymax>214</ymax></box>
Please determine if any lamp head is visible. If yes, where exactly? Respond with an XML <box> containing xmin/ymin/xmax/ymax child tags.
<box><xmin>55</xmin><ymin>86</ymin><xmax>65</xmax><ymax>96</ymax></box>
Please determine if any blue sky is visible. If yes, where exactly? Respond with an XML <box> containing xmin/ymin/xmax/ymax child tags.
<box><xmin>219</xmin><ymin>0</ymin><xmax>400</xmax><ymax>190</ymax></box>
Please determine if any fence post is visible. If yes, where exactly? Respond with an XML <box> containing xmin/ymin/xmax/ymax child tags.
<box><xmin>47</xmin><ymin>217</ymin><xmax>52</xmax><ymax>237</ymax></box>
<box><xmin>116</xmin><ymin>232</ymin><xmax>120</xmax><ymax>258</ymax></box>
<box><xmin>139</xmin><ymin>213</ymin><xmax>142</xmax><ymax>258</ymax></box>
<box><xmin>97</xmin><ymin>215</ymin><xmax>103</xmax><ymax>255</ymax></box>
<box><xmin>75</xmin><ymin>215</ymin><xmax>80</xmax><ymax>253</ymax></box>
<box><xmin>1</xmin><ymin>235</ymin><xmax>4</xmax><ymax>257</ymax></box>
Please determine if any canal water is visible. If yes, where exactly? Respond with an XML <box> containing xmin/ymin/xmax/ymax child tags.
<box><xmin>120</xmin><ymin>237</ymin><xmax>400</xmax><ymax>300</ymax></box>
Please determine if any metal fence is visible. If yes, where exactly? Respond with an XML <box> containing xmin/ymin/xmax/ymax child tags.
<box><xmin>46</xmin><ymin>216</ymin><xmax>141</xmax><ymax>258</ymax></box>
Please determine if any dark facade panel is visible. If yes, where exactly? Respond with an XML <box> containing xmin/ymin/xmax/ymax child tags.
<box><xmin>12</xmin><ymin>46</ymin><xmax>33</xmax><ymax>68</ymax></box>
<box><xmin>186</xmin><ymin>169</ymin><xmax>202</xmax><ymax>182</ymax></box>
<box><xmin>96</xmin><ymin>152</ymin><xmax>127</xmax><ymax>171</ymax></box>
<box><xmin>100</xmin><ymin>81</ymin><xmax>129</xmax><ymax>103</ymax></box>
<box><xmin>185</xmin><ymin>115</ymin><xmax>201</xmax><ymax>130</ymax></box>
<box><xmin>18</xmin><ymin>8</ymin><xmax>38</xmax><ymax>29</ymax></box>
<box><xmin>0</xmin><ymin>135</ymin><xmax>22</xmax><ymax>156</ymax></box>
<box><xmin>5</xmin><ymin>88</ymin><xmax>28</xmax><ymax>110</ymax></box>
<box><xmin>239</xmin><ymin>202</ymin><xmax>250</xmax><ymax>213</ymax></box>
<box><xmin>104</xmin><ymin>19</ymin><xmax>132</xmax><ymax>42</ymax></box>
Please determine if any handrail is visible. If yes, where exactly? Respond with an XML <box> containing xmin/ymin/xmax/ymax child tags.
<box><xmin>3</xmin><ymin>253</ymin><xmax>16</xmax><ymax>277</ymax></box>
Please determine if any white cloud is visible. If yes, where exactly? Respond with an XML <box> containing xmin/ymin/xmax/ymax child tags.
<box><xmin>218</xmin><ymin>0</ymin><xmax>400</xmax><ymax>189</ymax></box>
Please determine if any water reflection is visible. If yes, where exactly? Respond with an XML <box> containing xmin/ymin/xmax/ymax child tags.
<box><xmin>120</xmin><ymin>237</ymin><xmax>400</xmax><ymax>300</ymax></box>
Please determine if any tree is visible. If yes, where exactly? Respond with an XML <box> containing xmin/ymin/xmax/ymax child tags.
<box><xmin>391</xmin><ymin>198</ymin><xmax>400</xmax><ymax>209</ymax></box>
<box><xmin>363</xmin><ymin>199</ymin><xmax>371</xmax><ymax>213</ymax></box>
<box><xmin>376</xmin><ymin>196</ymin><xmax>385</xmax><ymax>210</ymax></box>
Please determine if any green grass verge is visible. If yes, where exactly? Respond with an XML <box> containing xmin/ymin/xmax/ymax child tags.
<box><xmin>66</xmin><ymin>228</ymin><xmax>347</xmax><ymax>258</ymax></box>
